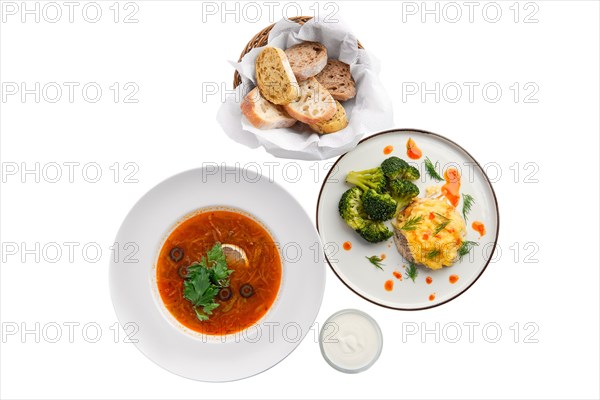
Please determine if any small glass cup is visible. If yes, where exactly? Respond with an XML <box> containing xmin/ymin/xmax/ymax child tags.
<box><xmin>319</xmin><ymin>309</ymin><xmax>383</xmax><ymax>373</ymax></box>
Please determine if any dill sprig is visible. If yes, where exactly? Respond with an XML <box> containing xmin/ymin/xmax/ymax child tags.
<box><xmin>432</xmin><ymin>220</ymin><xmax>451</xmax><ymax>236</ymax></box>
<box><xmin>427</xmin><ymin>249</ymin><xmax>441</xmax><ymax>259</ymax></box>
<box><xmin>434</xmin><ymin>212</ymin><xmax>449</xmax><ymax>221</ymax></box>
<box><xmin>424</xmin><ymin>157</ymin><xmax>443</xmax><ymax>181</ymax></box>
<box><xmin>458</xmin><ymin>240</ymin><xmax>479</xmax><ymax>261</ymax></box>
<box><xmin>401</xmin><ymin>215</ymin><xmax>423</xmax><ymax>231</ymax></box>
<box><xmin>405</xmin><ymin>261</ymin><xmax>419</xmax><ymax>282</ymax></box>
<box><xmin>462</xmin><ymin>194</ymin><xmax>475</xmax><ymax>221</ymax></box>
<box><xmin>366</xmin><ymin>255</ymin><xmax>385</xmax><ymax>270</ymax></box>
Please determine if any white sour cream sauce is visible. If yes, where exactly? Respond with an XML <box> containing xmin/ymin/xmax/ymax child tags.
<box><xmin>319</xmin><ymin>309</ymin><xmax>383</xmax><ymax>373</ymax></box>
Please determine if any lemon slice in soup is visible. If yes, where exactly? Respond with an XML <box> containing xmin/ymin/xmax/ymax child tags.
<box><xmin>222</xmin><ymin>243</ymin><xmax>248</xmax><ymax>267</ymax></box>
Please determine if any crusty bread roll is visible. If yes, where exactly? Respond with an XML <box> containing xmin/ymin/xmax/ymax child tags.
<box><xmin>282</xmin><ymin>77</ymin><xmax>337</xmax><ymax>124</ymax></box>
<box><xmin>285</xmin><ymin>42</ymin><xmax>328</xmax><ymax>81</ymax></box>
<box><xmin>255</xmin><ymin>47</ymin><xmax>299</xmax><ymax>105</ymax></box>
<box><xmin>314</xmin><ymin>59</ymin><xmax>356</xmax><ymax>102</ymax></box>
<box><xmin>241</xmin><ymin>87</ymin><xmax>297</xmax><ymax>129</ymax></box>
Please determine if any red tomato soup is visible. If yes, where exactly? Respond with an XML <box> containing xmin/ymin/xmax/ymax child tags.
<box><xmin>156</xmin><ymin>210</ymin><xmax>282</xmax><ymax>335</ymax></box>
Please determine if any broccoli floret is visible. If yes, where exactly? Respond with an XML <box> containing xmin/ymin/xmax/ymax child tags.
<box><xmin>338</xmin><ymin>187</ymin><xmax>367</xmax><ymax>231</ymax></box>
<box><xmin>339</xmin><ymin>187</ymin><xmax>394</xmax><ymax>243</ymax></box>
<box><xmin>362</xmin><ymin>189</ymin><xmax>397</xmax><ymax>221</ymax></box>
<box><xmin>358</xmin><ymin>221</ymin><xmax>393</xmax><ymax>243</ymax></box>
<box><xmin>388</xmin><ymin>179</ymin><xmax>420</xmax><ymax>210</ymax></box>
<box><xmin>405</xmin><ymin>165</ymin><xmax>420</xmax><ymax>181</ymax></box>
<box><xmin>381</xmin><ymin>157</ymin><xmax>409</xmax><ymax>179</ymax></box>
<box><xmin>345</xmin><ymin>167</ymin><xmax>387</xmax><ymax>193</ymax></box>
<box><xmin>402</xmin><ymin>165</ymin><xmax>420</xmax><ymax>181</ymax></box>
<box><xmin>381</xmin><ymin>156</ymin><xmax>420</xmax><ymax>181</ymax></box>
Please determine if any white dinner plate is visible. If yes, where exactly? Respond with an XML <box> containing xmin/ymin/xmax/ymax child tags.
<box><xmin>317</xmin><ymin>129</ymin><xmax>499</xmax><ymax>310</ymax></box>
<box><xmin>110</xmin><ymin>166</ymin><xmax>325</xmax><ymax>381</ymax></box>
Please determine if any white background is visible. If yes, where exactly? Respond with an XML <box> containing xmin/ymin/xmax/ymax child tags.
<box><xmin>1</xmin><ymin>1</ymin><xmax>599</xmax><ymax>399</ymax></box>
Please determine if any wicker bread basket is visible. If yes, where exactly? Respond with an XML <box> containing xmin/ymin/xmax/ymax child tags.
<box><xmin>233</xmin><ymin>16</ymin><xmax>363</xmax><ymax>88</ymax></box>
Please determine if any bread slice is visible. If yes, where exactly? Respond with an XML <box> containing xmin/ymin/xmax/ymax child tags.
<box><xmin>284</xmin><ymin>42</ymin><xmax>328</xmax><ymax>81</ymax></box>
<box><xmin>282</xmin><ymin>78</ymin><xmax>337</xmax><ymax>124</ymax></box>
<box><xmin>241</xmin><ymin>87</ymin><xmax>296</xmax><ymax>129</ymax></box>
<box><xmin>255</xmin><ymin>47</ymin><xmax>299</xmax><ymax>105</ymax></box>
<box><xmin>314</xmin><ymin>59</ymin><xmax>356</xmax><ymax>102</ymax></box>
<box><xmin>308</xmin><ymin>100</ymin><xmax>348</xmax><ymax>134</ymax></box>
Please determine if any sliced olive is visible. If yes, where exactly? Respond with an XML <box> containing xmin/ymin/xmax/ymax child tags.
<box><xmin>178</xmin><ymin>265</ymin><xmax>189</xmax><ymax>279</ymax></box>
<box><xmin>218</xmin><ymin>287</ymin><xmax>232</xmax><ymax>301</ymax></box>
<box><xmin>169</xmin><ymin>247</ymin><xmax>184</xmax><ymax>262</ymax></box>
<box><xmin>239</xmin><ymin>283</ymin><xmax>254</xmax><ymax>298</ymax></box>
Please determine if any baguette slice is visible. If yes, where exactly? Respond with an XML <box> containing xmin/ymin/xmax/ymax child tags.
<box><xmin>314</xmin><ymin>59</ymin><xmax>356</xmax><ymax>101</ymax></box>
<box><xmin>241</xmin><ymin>87</ymin><xmax>296</xmax><ymax>129</ymax></box>
<box><xmin>282</xmin><ymin>78</ymin><xmax>337</xmax><ymax>124</ymax></box>
<box><xmin>255</xmin><ymin>47</ymin><xmax>299</xmax><ymax>105</ymax></box>
<box><xmin>285</xmin><ymin>42</ymin><xmax>328</xmax><ymax>81</ymax></box>
<box><xmin>308</xmin><ymin>100</ymin><xmax>348</xmax><ymax>134</ymax></box>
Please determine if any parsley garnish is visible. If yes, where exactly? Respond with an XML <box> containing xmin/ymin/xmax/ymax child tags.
<box><xmin>182</xmin><ymin>243</ymin><xmax>234</xmax><ymax>321</ymax></box>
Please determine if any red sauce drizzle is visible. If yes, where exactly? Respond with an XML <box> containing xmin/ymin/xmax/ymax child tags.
<box><xmin>442</xmin><ymin>168</ymin><xmax>461</xmax><ymax>207</ymax></box>
<box><xmin>426</xmin><ymin>276</ymin><xmax>433</xmax><ymax>285</ymax></box>
<box><xmin>383</xmin><ymin>145</ymin><xmax>394</xmax><ymax>155</ymax></box>
<box><xmin>406</xmin><ymin>138</ymin><xmax>422</xmax><ymax>160</ymax></box>
<box><xmin>472</xmin><ymin>221</ymin><xmax>486</xmax><ymax>237</ymax></box>
<box><xmin>342</xmin><ymin>241</ymin><xmax>352</xmax><ymax>251</ymax></box>
<box><xmin>449</xmin><ymin>274</ymin><xmax>459</xmax><ymax>284</ymax></box>
<box><xmin>384</xmin><ymin>280</ymin><xmax>394</xmax><ymax>291</ymax></box>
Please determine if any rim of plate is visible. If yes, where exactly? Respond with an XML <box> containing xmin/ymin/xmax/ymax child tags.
<box><xmin>109</xmin><ymin>166</ymin><xmax>326</xmax><ymax>381</ymax></box>
<box><xmin>316</xmin><ymin>128</ymin><xmax>500</xmax><ymax>311</ymax></box>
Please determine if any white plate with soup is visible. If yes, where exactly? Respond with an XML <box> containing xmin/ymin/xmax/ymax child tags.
<box><xmin>316</xmin><ymin>129</ymin><xmax>499</xmax><ymax>310</ymax></box>
<box><xmin>110</xmin><ymin>166</ymin><xmax>325</xmax><ymax>382</ymax></box>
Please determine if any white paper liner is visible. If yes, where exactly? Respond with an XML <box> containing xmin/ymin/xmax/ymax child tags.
<box><xmin>217</xmin><ymin>17</ymin><xmax>394</xmax><ymax>160</ymax></box>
